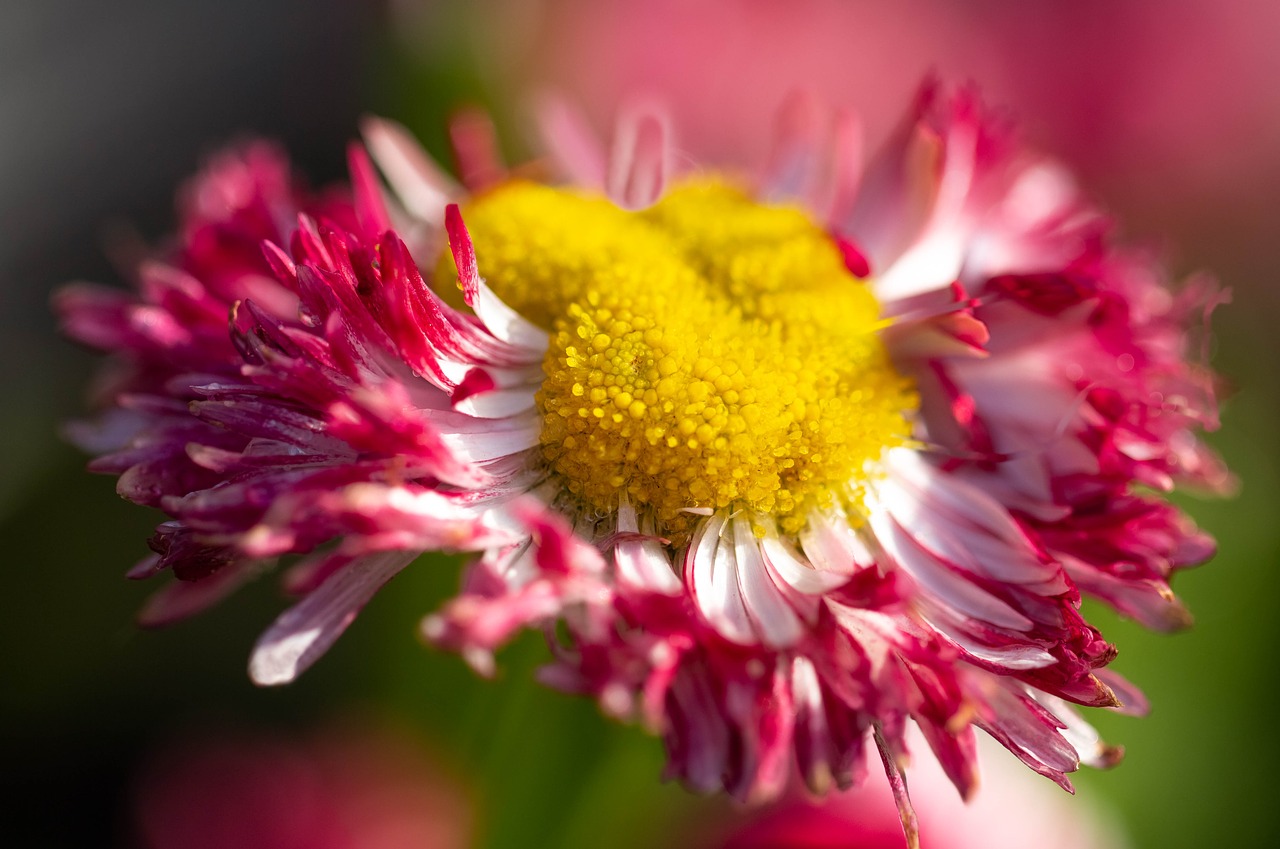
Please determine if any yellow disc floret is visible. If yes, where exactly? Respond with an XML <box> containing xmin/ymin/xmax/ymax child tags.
<box><xmin>439</xmin><ymin>178</ymin><xmax>917</xmax><ymax>537</ymax></box>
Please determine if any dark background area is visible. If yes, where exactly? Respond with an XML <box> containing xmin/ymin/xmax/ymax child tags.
<box><xmin>1</xmin><ymin>1</ymin><xmax>372</xmax><ymax>843</ymax></box>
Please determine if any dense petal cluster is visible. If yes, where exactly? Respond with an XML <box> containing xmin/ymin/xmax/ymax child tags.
<box><xmin>59</xmin><ymin>82</ymin><xmax>1225</xmax><ymax>842</ymax></box>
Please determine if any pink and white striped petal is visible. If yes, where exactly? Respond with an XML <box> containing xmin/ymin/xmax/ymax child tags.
<box><xmin>361</xmin><ymin>115</ymin><xmax>460</xmax><ymax>225</ymax></box>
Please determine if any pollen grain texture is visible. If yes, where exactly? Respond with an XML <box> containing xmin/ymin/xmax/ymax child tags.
<box><xmin>442</xmin><ymin>179</ymin><xmax>917</xmax><ymax>536</ymax></box>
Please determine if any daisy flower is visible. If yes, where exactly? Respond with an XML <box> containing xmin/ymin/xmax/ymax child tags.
<box><xmin>57</xmin><ymin>82</ymin><xmax>1227</xmax><ymax>841</ymax></box>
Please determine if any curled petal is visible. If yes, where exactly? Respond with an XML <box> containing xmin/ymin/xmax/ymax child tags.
<box><xmin>608</xmin><ymin>106</ymin><xmax>670</xmax><ymax>210</ymax></box>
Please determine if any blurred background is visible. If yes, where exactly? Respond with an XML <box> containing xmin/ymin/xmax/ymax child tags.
<box><xmin>2</xmin><ymin>1</ymin><xmax>1277</xmax><ymax>846</ymax></box>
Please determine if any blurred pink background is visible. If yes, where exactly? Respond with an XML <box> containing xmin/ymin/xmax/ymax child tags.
<box><xmin>437</xmin><ymin>0</ymin><xmax>1280</xmax><ymax>293</ymax></box>
<box><xmin>133</xmin><ymin>718</ymin><xmax>471</xmax><ymax>849</ymax></box>
<box><xmin>712</xmin><ymin>735</ymin><xmax>1128</xmax><ymax>849</ymax></box>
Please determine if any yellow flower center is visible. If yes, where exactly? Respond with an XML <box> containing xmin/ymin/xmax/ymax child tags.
<box><xmin>442</xmin><ymin>178</ymin><xmax>917</xmax><ymax>537</ymax></box>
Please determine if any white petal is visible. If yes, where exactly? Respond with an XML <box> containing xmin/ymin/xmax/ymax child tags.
<box><xmin>453</xmin><ymin>387</ymin><xmax>538</xmax><ymax>419</ymax></box>
<box><xmin>733</xmin><ymin>517</ymin><xmax>805</xmax><ymax>647</ymax></box>
<box><xmin>361</xmin><ymin>116</ymin><xmax>458</xmax><ymax>224</ymax></box>
<box><xmin>614</xmin><ymin>498</ymin><xmax>681</xmax><ymax>594</ymax></box>
<box><xmin>494</xmin><ymin>539</ymin><xmax>539</xmax><ymax>588</ymax></box>
<box><xmin>874</xmin><ymin>230</ymin><xmax>967</xmax><ymax>302</ymax></box>
<box><xmin>1032</xmin><ymin>692</ymin><xmax>1117</xmax><ymax>769</ymax></box>
<box><xmin>249</xmin><ymin>550</ymin><xmax>417</xmax><ymax>685</ymax></box>
<box><xmin>471</xmin><ymin>276</ymin><xmax>550</xmax><ymax>353</ymax></box>
<box><xmin>799</xmin><ymin>506</ymin><xmax>873</xmax><ymax>577</ymax></box>
<box><xmin>437</xmin><ymin>412</ymin><xmax>541</xmax><ymax>462</ymax></box>
<box><xmin>881</xmin><ymin>449</ymin><xmax>1067</xmax><ymax>590</ymax></box>
<box><xmin>687</xmin><ymin>513</ymin><xmax>754</xmax><ymax>644</ymax></box>
<box><xmin>760</xmin><ymin>531</ymin><xmax>850</xmax><ymax>595</ymax></box>
<box><xmin>878</xmin><ymin>476</ymin><xmax>1062</xmax><ymax>590</ymax></box>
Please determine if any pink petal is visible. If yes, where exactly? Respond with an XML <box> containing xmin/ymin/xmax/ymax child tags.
<box><xmin>444</xmin><ymin>206</ymin><xmax>548</xmax><ymax>353</ymax></box>
<box><xmin>760</xmin><ymin>89</ymin><xmax>826</xmax><ymax>204</ymax></box>
<box><xmin>138</xmin><ymin>563</ymin><xmax>257</xmax><ymax>628</ymax></box>
<box><xmin>535</xmin><ymin>93</ymin><xmax>608</xmax><ymax>190</ymax></box>
<box><xmin>608</xmin><ymin>106</ymin><xmax>669</xmax><ymax>210</ymax></box>
<box><xmin>870</xmin><ymin>507</ymin><xmax>1034</xmax><ymax>632</ymax></box>
<box><xmin>448</xmin><ymin>107</ymin><xmax>504</xmax><ymax>191</ymax></box>
<box><xmin>347</xmin><ymin>143</ymin><xmax>393</xmax><ymax>237</ymax></box>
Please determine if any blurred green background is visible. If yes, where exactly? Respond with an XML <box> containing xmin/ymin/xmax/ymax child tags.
<box><xmin>3</xmin><ymin>2</ymin><xmax>1277</xmax><ymax>846</ymax></box>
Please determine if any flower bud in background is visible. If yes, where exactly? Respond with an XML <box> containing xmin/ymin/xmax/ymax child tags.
<box><xmin>459</xmin><ymin>0</ymin><xmax>1280</xmax><ymax>241</ymax></box>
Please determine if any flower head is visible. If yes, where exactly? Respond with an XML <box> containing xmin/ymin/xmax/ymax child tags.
<box><xmin>58</xmin><ymin>82</ymin><xmax>1226</xmax><ymax>842</ymax></box>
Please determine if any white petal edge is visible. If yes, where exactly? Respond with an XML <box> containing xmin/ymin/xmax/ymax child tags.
<box><xmin>615</xmin><ymin>497</ymin><xmax>682</xmax><ymax>595</ymax></box>
<box><xmin>249</xmin><ymin>549</ymin><xmax>418</xmax><ymax>685</ymax></box>
<box><xmin>687</xmin><ymin>513</ymin><xmax>754</xmax><ymax>644</ymax></box>
<box><xmin>471</xmin><ymin>276</ymin><xmax>550</xmax><ymax>353</ymax></box>
<box><xmin>760</xmin><ymin>530</ymin><xmax>850</xmax><ymax>595</ymax></box>
<box><xmin>732</xmin><ymin>516</ymin><xmax>805</xmax><ymax>647</ymax></box>
<box><xmin>361</xmin><ymin>116</ymin><xmax>459</xmax><ymax>224</ymax></box>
